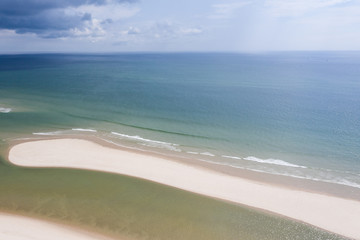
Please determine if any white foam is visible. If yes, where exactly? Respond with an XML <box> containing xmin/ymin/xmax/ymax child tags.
<box><xmin>33</xmin><ymin>129</ymin><xmax>97</xmax><ymax>136</ymax></box>
<box><xmin>29</xmin><ymin>130</ymin><xmax>360</xmax><ymax>189</ymax></box>
<box><xmin>101</xmin><ymin>138</ymin><xmax>145</xmax><ymax>151</ymax></box>
<box><xmin>33</xmin><ymin>131</ymin><xmax>66</xmax><ymax>136</ymax></box>
<box><xmin>243</xmin><ymin>156</ymin><xmax>307</xmax><ymax>168</ymax></box>
<box><xmin>265</xmin><ymin>171</ymin><xmax>360</xmax><ymax>189</ymax></box>
<box><xmin>111</xmin><ymin>132</ymin><xmax>174</xmax><ymax>145</ymax></box>
<box><xmin>200</xmin><ymin>152</ymin><xmax>215</xmax><ymax>157</ymax></box>
<box><xmin>12</xmin><ymin>137</ymin><xmax>38</xmax><ymax>141</ymax></box>
<box><xmin>139</xmin><ymin>143</ymin><xmax>182</xmax><ymax>152</ymax></box>
<box><xmin>333</xmin><ymin>179</ymin><xmax>360</xmax><ymax>189</ymax></box>
<box><xmin>72</xmin><ymin>128</ymin><xmax>97</xmax><ymax>132</ymax></box>
<box><xmin>111</xmin><ymin>132</ymin><xmax>181</xmax><ymax>152</ymax></box>
<box><xmin>198</xmin><ymin>157</ymin><xmax>360</xmax><ymax>189</ymax></box>
<box><xmin>222</xmin><ymin>155</ymin><xmax>242</xmax><ymax>160</ymax></box>
<box><xmin>187</xmin><ymin>151</ymin><xmax>199</xmax><ymax>155</ymax></box>
<box><xmin>0</xmin><ymin>107</ymin><xmax>12</xmax><ymax>113</ymax></box>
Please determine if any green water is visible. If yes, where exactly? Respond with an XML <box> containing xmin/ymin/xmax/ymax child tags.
<box><xmin>0</xmin><ymin>155</ymin><xmax>348</xmax><ymax>239</ymax></box>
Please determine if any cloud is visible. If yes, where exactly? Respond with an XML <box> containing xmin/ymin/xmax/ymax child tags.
<box><xmin>0</xmin><ymin>0</ymin><xmax>135</xmax><ymax>16</ymax></box>
<box><xmin>0</xmin><ymin>0</ymin><xmax>137</xmax><ymax>38</ymax></box>
<box><xmin>265</xmin><ymin>0</ymin><xmax>353</xmax><ymax>17</ymax></box>
<box><xmin>111</xmin><ymin>21</ymin><xmax>203</xmax><ymax>47</ymax></box>
<box><xmin>179</xmin><ymin>27</ymin><xmax>202</xmax><ymax>35</ymax></box>
<box><xmin>127</xmin><ymin>26</ymin><xmax>140</xmax><ymax>34</ymax></box>
<box><xmin>150</xmin><ymin>21</ymin><xmax>202</xmax><ymax>39</ymax></box>
<box><xmin>210</xmin><ymin>2</ymin><xmax>252</xmax><ymax>19</ymax></box>
<box><xmin>75</xmin><ymin>3</ymin><xmax>139</xmax><ymax>22</ymax></box>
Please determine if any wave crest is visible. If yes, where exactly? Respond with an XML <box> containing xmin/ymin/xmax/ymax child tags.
<box><xmin>33</xmin><ymin>131</ymin><xmax>66</xmax><ymax>136</ymax></box>
<box><xmin>200</xmin><ymin>152</ymin><xmax>215</xmax><ymax>157</ymax></box>
<box><xmin>222</xmin><ymin>155</ymin><xmax>241</xmax><ymax>160</ymax></box>
<box><xmin>111</xmin><ymin>132</ymin><xmax>181</xmax><ymax>152</ymax></box>
<box><xmin>0</xmin><ymin>107</ymin><xmax>12</xmax><ymax>113</ymax></box>
<box><xmin>244</xmin><ymin>156</ymin><xmax>307</xmax><ymax>168</ymax></box>
<box><xmin>72</xmin><ymin>128</ymin><xmax>97</xmax><ymax>132</ymax></box>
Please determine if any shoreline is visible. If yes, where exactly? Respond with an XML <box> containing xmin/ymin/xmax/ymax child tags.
<box><xmin>6</xmin><ymin>138</ymin><xmax>360</xmax><ymax>239</ymax></box>
<box><xmin>7</xmin><ymin>134</ymin><xmax>360</xmax><ymax>201</ymax></box>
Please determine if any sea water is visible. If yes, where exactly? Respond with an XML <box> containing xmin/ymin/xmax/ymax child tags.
<box><xmin>0</xmin><ymin>52</ymin><xmax>357</xmax><ymax>239</ymax></box>
<box><xmin>1</xmin><ymin>52</ymin><xmax>360</xmax><ymax>188</ymax></box>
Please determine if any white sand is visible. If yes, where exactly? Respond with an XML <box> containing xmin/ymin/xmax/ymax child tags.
<box><xmin>8</xmin><ymin>138</ymin><xmax>360</xmax><ymax>239</ymax></box>
<box><xmin>0</xmin><ymin>213</ymin><xmax>110</xmax><ymax>240</ymax></box>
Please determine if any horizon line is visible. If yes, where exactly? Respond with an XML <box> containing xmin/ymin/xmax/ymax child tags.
<box><xmin>1</xmin><ymin>50</ymin><xmax>360</xmax><ymax>56</ymax></box>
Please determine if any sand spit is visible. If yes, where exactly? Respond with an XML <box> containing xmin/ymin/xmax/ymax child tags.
<box><xmin>8</xmin><ymin>139</ymin><xmax>360</xmax><ymax>239</ymax></box>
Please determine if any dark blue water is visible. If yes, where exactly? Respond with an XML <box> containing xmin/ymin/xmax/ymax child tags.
<box><xmin>1</xmin><ymin>52</ymin><xmax>360</xmax><ymax>188</ymax></box>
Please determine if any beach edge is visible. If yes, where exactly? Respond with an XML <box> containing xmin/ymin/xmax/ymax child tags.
<box><xmin>7</xmin><ymin>138</ymin><xmax>360</xmax><ymax>239</ymax></box>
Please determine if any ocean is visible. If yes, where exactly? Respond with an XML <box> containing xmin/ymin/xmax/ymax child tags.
<box><xmin>1</xmin><ymin>52</ymin><xmax>358</xmax><ymax>239</ymax></box>
<box><xmin>1</xmin><ymin>52</ymin><xmax>359</xmax><ymax>188</ymax></box>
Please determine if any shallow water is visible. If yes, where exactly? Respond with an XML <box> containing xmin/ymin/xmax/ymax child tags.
<box><xmin>0</xmin><ymin>155</ymin><xmax>348</xmax><ymax>240</ymax></box>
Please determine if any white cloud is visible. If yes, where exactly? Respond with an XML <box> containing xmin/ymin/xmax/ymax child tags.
<box><xmin>118</xmin><ymin>26</ymin><xmax>140</xmax><ymax>37</ymax></box>
<box><xmin>0</xmin><ymin>0</ymin><xmax>138</xmax><ymax>40</ymax></box>
<box><xmin>179</xmin><ymin>27</ymin><xmax>202</xmax><ymax>35</ymax></box>
<box><xmin>0</xmin><ymin>29</ymin><xmax>16</xmax><ymax>37</ymax></box>
<box><xmin>69</xmin><ymin>18</ymin><xmax>106</xmax><ymax>41</ymax></box>
<box><xmin>240</xmin><ymin>0</ymin><xmax>360</xmax><ymax>51</ymax></box>
<box><xmin>128</xmin><ymin>26</ymin><xmax>140</xmax><ymax>34</ymax></box>
<box><xmin>73</xmin><ymin>3</ymin><xmax>140</xmax><ymax>21</ymax></box>
<box><xmin>265</xmin><ymin>0</ymin><xmax>353</xmax><ymax>17</ymax></box>
<box><xmin>59</xmin><ymin>3</ymin><xmax>140</xmax><ymax>41</ymax></box>
<box><xmin>111</xmin><ymin>21</ymin><xmax>203</xmax><ymax>46</ymax></box>
<box><xmin>150</xmin><ymin>21</ymin><xmax>202</xmax><ymax>38</ymax></box>
<box><xmin>210</xmin><ymin>2</ymin><xmax>252</xmax><ymax>19</ymax></box>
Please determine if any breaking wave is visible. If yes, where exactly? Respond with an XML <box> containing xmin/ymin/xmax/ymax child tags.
<box><xmin>0</xmin><ymin>107</ymin><xmax>12</xmax><ymax>113</ymax></box>
<box><xmin>243</xmin><ymin>156</ymin><xmax>307</xmax><ymax>168</ymax></box>
<box><xmin>200</xmin><ymin>152</ymin><xmax>215</xmax><ymax>157</ymax></box>
<box><xmin>221</xmin><ymin>155</ymin><xmax>307</xmax><ymax>168</ymax></box>
<box><xmin>33</xmin><ymin>131</ymin><xmax>66</xmax><ymax>136</ymax></box>
<box><xmin>111</xmin><ymin>131</ymin><xmax>181</xmax><ymax>152</ymax></box>
<box><xmin>72</xmin><ymin>128</ymin><xmax>97</xmax><ymax>132</ymax></box>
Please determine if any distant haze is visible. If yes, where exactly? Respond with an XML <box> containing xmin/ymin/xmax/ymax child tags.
<box><xmin>0</xmin><ymin>0</ymin><xmax>359</xmax><ymax>53</ymax></box>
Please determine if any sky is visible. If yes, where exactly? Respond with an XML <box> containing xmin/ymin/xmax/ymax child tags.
<box><xmin>0</xmin><ymin>0</ymin><xmax>359</xmax><ymax>53</ymax></box>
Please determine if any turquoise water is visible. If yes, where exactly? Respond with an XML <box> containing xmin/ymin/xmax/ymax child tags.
<box><xmin>1</xmin><ymin>52</ymin><xmax>360</xmax><ymax>188</ymax></box>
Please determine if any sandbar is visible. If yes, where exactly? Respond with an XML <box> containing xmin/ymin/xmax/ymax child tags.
<box><xmin>8</xmin><ymin>138</ymin><xmax>360</xmax><ymax>239</ymax></box>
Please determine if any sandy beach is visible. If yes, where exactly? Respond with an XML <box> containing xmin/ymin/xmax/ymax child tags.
<box><xmin>0</xmin><ymin>213</ymin><xmax>111</xmax><ymax>240</ymax></box>
<box><xmin>7</xmin><ymin>138</ymin><xmax>360</xmax><ymax>239</ymax></box>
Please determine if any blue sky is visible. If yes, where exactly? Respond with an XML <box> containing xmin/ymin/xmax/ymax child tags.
<box><xmin>0</xmin><ymin>0</ymin><xmax>359</xmax><ymax>52</ymax></box>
